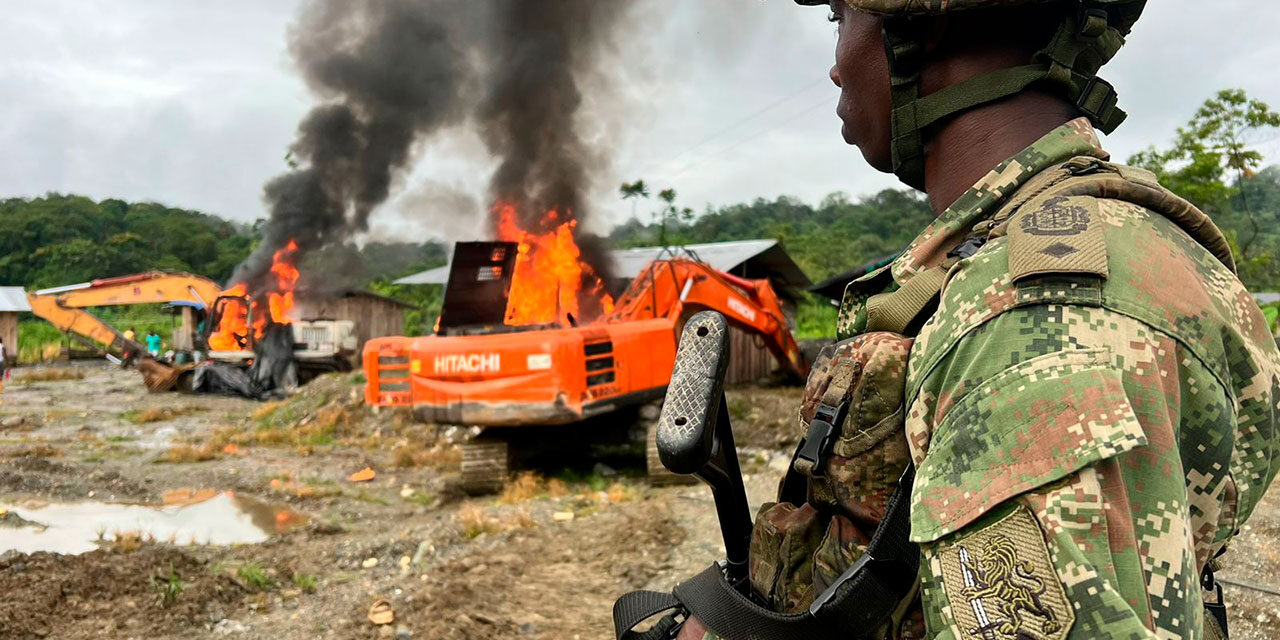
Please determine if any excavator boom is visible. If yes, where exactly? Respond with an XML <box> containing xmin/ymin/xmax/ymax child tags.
<box><xmin>26</xmin><ymin>271</ymin><xmax>224</xmax><ymax>390</ymax></box>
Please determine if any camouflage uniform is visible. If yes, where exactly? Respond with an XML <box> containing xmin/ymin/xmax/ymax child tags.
<box><xmin>831</xmin><ymin>118</ymin><xmax>1280</xmax><ymax>639</ymax></box>
<box><xmin>721</xmin><ymin>118</ymin><xmax>1280</xmax><ymax>640</ymax></box>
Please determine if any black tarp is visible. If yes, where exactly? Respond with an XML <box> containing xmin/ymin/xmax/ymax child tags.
<box><xmin>193</xmin><ymin>325</ymin><xmax>299</xmax><ymax>400</ymax></box>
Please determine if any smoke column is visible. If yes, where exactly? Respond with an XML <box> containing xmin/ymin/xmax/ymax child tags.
<box><xmin>478</xmin><ymin>1</ymin><xmax>625</xmax><ymax>227</ymax></box>
<box><xmin>235</xmin><ymin>0</ymin><xmax>634</xmax><ymax>295</ymax></box>
<box><xmin>232</xmin><ymin>0</ymin><xmax>474</xmax><ymax>289</ymax></box>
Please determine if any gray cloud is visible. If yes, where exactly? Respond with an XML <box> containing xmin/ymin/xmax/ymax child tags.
<box><xmin>1</xmin><ymin>0</ymin><xmax>1277</xmax><ymax>238</ymax></box>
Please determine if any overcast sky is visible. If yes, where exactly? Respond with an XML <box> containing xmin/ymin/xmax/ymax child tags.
<box><xmin>2</xmin><ymin>0</ymin><xmax>1279</xmax><ymax>243</ymax></box>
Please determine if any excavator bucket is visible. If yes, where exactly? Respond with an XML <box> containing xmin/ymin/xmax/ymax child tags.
<box><xmin>137</xmin><ymin>359</ymin><xmax>194</xmax><ymax>393</ymax></box>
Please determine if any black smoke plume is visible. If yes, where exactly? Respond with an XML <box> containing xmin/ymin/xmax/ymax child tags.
<box><xmin>232</xmin><ymin>0</ymin><xmax>474</xmax><ymax>290</ymax></box>
<box><xmin>235</xmin><ymin>0</ymin><xmax>632</xmax><ymax>305</ymax></box>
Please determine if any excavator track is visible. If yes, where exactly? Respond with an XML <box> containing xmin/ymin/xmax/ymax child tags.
<box><xmin>461</xmin><ymin>437</ymin><xmax>509</xmax><ymax>495</ymax></box>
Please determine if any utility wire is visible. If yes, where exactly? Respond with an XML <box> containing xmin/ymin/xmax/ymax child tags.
<box><xmin>638</xmin><ymin>78</ymin><xmax>830</xmax><ymax>176</ymax></box>
<box><xmin>666</xmin><ymin>95</ymin><xmax>836</xmax><ymax>180</ymax></box>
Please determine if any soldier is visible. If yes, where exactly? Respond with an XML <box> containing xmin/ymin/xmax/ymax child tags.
<box><xmin>668</xmin><ymin>1</ymin><xmax>1280</xmax><ymax>639</ymax></box>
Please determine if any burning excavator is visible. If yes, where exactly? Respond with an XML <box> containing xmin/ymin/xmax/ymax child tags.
<box><xmin>26</xmin><ymin>240</ymin><xmax>355</xmax><ymax>395</ymax></box>
<box><xmin>364</xmin><ymin>206</ymin><xmax>809</xmax><ymax>493</ymax></box>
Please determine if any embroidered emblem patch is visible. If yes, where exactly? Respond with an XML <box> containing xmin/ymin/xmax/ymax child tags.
<box><xmin>939</xmin><ymin>507</ymin><xmax>1073</xmax><ymax>640</ymax></box>
<box><xmin>1020</xmin><ymin>198</ymin><xmax>1090</xmax><ymax>236</ymax></box>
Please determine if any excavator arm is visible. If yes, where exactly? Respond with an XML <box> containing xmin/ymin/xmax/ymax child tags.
<box><xmin>26</xmin><ymin>272</ymin><xmax>225</xmax><ymax>390</ymax></box>
<box><xmin>610</xmin><ymin>258</ymin><xmax>809</xmax><ymax>378</ymax></box>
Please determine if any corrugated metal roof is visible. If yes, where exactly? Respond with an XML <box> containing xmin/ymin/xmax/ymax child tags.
<box><xmin>0</xmin><ymin>287</ymin><xmax>31</xmax><ymax>312</ymax></box>
<box><xmin>395</xmin><ymin>265</ymin><xmax>451</xmax><ymax>285</ymax></box>
<box><xmin>394</xmin><ymin>239</ymin><xmax>811</xmax><ymax>289</ymax></box>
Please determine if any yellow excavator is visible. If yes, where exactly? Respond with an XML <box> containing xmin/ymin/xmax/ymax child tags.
<box><xmin>25</xmin><ymin>272</ymin><xmax>223</xmax><ymax>391</ymax></box>
<box><xmin>26</xmin><ymin>271</ymin><xmax>359</xmax><ymax>393</ymax></box>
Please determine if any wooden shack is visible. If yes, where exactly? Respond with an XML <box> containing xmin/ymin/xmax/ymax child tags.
<box><xmin>0</xmin><ymin>287</ymin><xmax>31</xmax><ymax>364</ymax></box>
<box><xmin>294</xmin><ymin>290</ymin><xmax>413</xmax><ymax>354</ymax></box>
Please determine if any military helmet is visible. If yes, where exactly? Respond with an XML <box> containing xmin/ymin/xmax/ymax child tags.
<box><xmin>798</xmin><ymin>0</ymin><xmax>1147</xmax><ymax>189</ymax></box>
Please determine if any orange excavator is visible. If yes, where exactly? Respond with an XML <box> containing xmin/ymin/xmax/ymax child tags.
<box><xmin>363</xmin><ymin>243</ymin><xmax>809</xmax><ymax>492</ymax></box>
<box><xmin>27</xmin><ymin>271</ymin><xmax>359</xmax><ymax>392</ymax></box>
<box><xmin>26</xmin><ymin>272</ymin><xmax>224</xmax><ymax>390</ymax></box>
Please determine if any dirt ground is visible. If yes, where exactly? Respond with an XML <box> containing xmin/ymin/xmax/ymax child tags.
<box><xmin>0</xmin><ymin>362</ymin><xmax>1277</xmax><ymax>640</ymax></box>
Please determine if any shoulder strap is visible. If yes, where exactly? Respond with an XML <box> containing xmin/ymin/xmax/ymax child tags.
<box><xmin>614</xmin><ymin>466</ymin><xmax>919</xmax><ymax>640</ymax></box>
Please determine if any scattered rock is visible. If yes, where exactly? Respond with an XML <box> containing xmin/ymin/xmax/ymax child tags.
<box><xmin>395</xmin><ymin>624</ymin><xmax>413</xmax><ymax>639</ymax></box>
<box><xmin>592</xmin><ymin>462</ymin><xmax>617</xmax><ymax>477</ymax></box>
<box><xmin>473</xmin><ymin>613</ymin><xmax>496</xmax><ymax>625</ymax></box>
<box><xmin>362</xmin><ymin>557</ymin><xmax>379</xmax><ymax>569</ymax></box>
<box><xmin>310</xmin><ymin>521</ymin><xmax>346</xmax><ymax>536</ymax></box>
<box><xmin>0</xmin><ymin>416</ymin><xmax>25</xmax><ymax>429</ymax></box>
<box><xmin>378</xmin><ymin>624</ymin><xmax>395</xmax><ymax>638</ymax></box>
<box><xmin>553</xmin><ymin>511</ymin><xmax>575</xmax><ymax>522</ymax></box>
<box><xmin>411</xmin><ymin>541</ymin><xmax>433</xmax><ymax>565</ymax></box>
<box><xmin>212</xmin><ymin>619</ymin><xmax>248</xmax><ymax>635</ymax></box>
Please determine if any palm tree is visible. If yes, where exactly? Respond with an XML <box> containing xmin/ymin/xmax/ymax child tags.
<box><xmin>657</xmin><ymin>188</ymin><xmax>677</xmax><ymax>246</ymax></box>
<box><xmin>619</xmin><ymin>180</ymin><xmax>651</xmax><ymax>220</ymax></box>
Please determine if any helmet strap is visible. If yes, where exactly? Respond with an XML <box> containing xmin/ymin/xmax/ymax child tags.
<box><xmin>882</xmin><ymin>2</ymin><xmax>1138</xmax><ymax>190</ymax></box>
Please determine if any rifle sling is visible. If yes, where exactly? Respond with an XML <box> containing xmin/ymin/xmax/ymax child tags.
<box><xmin>614</xmin><ymin>465</ymin><xmax>918</xmax><ymax>640</ymax></box>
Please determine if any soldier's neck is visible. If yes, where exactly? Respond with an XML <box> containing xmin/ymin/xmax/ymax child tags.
<box><xmin>922</xmin><ymin>90</ymin><xmax>1077</xmax><ymax>215</ymax></box>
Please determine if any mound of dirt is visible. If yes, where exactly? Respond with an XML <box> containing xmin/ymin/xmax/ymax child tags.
<box><xmin>0</xmin><ymin>547</ymin><xmax>244</xmax><ymax>639</ymax></box>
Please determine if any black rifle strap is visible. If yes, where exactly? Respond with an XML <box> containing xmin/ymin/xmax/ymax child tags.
<box><xmin>614</xmin><ymin>465</ymin><xmax>919</xmax><ymax>640</ymax></box>
<box><xmin>612</xmin><ymin>590</ymin><xmax>686</xmax><ymax>640</ymax></box>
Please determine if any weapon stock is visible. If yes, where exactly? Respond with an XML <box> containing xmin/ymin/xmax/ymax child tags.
<box><xmin>656</xmin><ymin>311</ymin><xmax>753</xmax><ymax>586</ymax></box>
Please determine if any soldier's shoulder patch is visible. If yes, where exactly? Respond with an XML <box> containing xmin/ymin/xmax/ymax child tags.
<box><xmin>937</xmin><ymin>506</ymin><xmax>1073</xmax><ymax>640</ymax></box>
<box><xmin>1008</xmin><ymin>194</ymin><xmax>1107</xmax><ymax>284</ymax></box>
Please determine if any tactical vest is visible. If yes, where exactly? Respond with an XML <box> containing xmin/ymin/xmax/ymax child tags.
<box><xmin>614</xmin><ymin>157</ymin><xmax>1236</xmax><ymax>640</ymax></box>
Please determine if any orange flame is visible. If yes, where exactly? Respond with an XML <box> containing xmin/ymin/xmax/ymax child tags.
<box><xmin>495</xmin><ymin>203</ymin><xmax>613</xmax><ymax>326</ymax></box>
<box><xmin>208</xmin><ymin>240</ymin><xmax>300</xmax><ymax>352</ymax></box>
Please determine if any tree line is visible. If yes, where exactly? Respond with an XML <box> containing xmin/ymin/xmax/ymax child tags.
<box><xmin>614</xmin><ymin>89</ymin><xmax>1280</xmax><ymax>296</ymax></box>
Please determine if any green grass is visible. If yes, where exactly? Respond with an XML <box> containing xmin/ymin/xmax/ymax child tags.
<box><xmin>795</xmin><ymin>295</ymin><xmax>840</xmax><ymax>339</ymax></box>
<box><xmin>405</xmin><ymin>492</ymin><xmax>437</xmax><ymax>507</ymax></box>
<box><xmin>18</xmin><ymin>306</ymin><xmax>178</xmax><ymax>363</ymax></box>
<box><xmin>237</xmin><ymin>562</ymin><xmax>276</xmax><ymax>590</ymax></box>
<box><xmin>291</xmin><ymin>572</ymin><xmax>318</xmax><ymax>593</ymax></box>
<box><xmin>353</xmin><ymin>491</ymin><xmax>389</xmax><ymax>506</ymax></box>
<box><xmin>153</xmin><ymin>563</ymin><xmax>185</xmax><ymax>608</ymax></box>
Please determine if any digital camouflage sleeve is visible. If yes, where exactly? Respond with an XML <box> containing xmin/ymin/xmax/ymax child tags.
<box><xmin>877</xmin><ymin>119</ymin><xmax>1280</xmax><ymax>640</ymax></box>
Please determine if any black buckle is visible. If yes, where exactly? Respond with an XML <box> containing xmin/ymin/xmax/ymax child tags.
<box><xmin>795</xmin><ymin>402</ymin><xmax>847</xmax><ymax>478</ymax></box>
<box><xmin>1075</xmin><ymin>76</ymin><xmax>1118</xmax><ymax>123</ymax></box>
<box><xmin>1201</xmin><ymin>566</ymin><xmax>1229</xmax><ymax>637</ymax></box>
<box><xmin>1077</xmin><ymin>6</ymin><xmax>1109</xmax><ymax>37</ymax></box>
<box><xmin>808</xmin><ymin>548</ymin><xmax>916</xmax><ymax>620</ymax></box>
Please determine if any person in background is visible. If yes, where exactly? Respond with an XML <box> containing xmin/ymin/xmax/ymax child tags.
<box><xmin>145</xmin><ymin>330</ymin><xmax>162</xmax><ymax>359</ymax></box>
<box><xmin>0</xmin><ymin>337</ymin><xmax>7</xmax><ymax>393</ymax></box>
<box><xmin>123</xmin><ymin>327</ymin><xmax>136</xmax><ymax>342</ymax></box>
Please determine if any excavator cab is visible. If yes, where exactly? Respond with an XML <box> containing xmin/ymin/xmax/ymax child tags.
<box><xmin>205</xmin><ymin>294</ymin><xmax>256</xmax><ymax>352</ymax></box>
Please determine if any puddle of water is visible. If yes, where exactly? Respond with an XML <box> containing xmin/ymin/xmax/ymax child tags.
<box><xmin>0</xmin><ymin>491</ymin><xmax>307</xmax><ymax>554</ymax></box>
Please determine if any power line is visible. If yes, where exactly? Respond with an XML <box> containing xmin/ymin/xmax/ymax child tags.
<box><xmin>665</xmin><ymin>95</ymin><xmax>836</xmax><ymax>180</ymax></box>
<box><xmin>638</xmin><ymin>78</ymin><xmax>830</xmax><ymax>176</ymax></box>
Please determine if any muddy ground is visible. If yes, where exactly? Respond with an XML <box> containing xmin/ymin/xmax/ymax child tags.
<box><xmin>0</xmin><ymin>362</ymin><xmax>1277</xmax><ymax>640</ymax></box>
